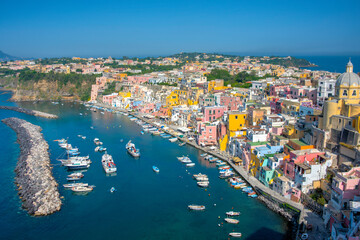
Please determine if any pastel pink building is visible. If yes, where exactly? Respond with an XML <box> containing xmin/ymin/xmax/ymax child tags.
<box><xmin>138</xmin><ymin>103</ymin><xmax>155</xmax><ymax>113</ymax></box>
<box><xmin>91</xmin><ymin>84</ymin><xmax>101</xmax><ymax>101</ymax></box>
<box><xmin>290</xmin><ymin>86</ymin><xmax>317</xmax><ymax>104</ymax></box>
<box><xmin>203</xmin><ymin>106</ymin><xmax>227</xmax><ymax>122</ymax></box>
<box><xmin>284</xmin><ymin>149</ymin><xmax>324</xmax><ymax>180</ymax></box>
<box><xmin>127</xmin><ymin>75</ymin><xmax>152</xmax><ymax>84</ymax></box>
<box><xmin>220</xmin><ymin>96</ymin><xmax>241</xmax><ymax>111</ymax></box>
<box><xmin>102</xmin><ymin>93</ymin><xmax>118</xmax><ymax>105</ymax></box>
<box><xmin>270</xmin><ymin>85</ymin><xmax>290</xmax><ymax>97</ymax></box>
<box><xmin>197</xmin><ymin>122</ymin><xmax>217</xmax><ymax>146</ymax></box>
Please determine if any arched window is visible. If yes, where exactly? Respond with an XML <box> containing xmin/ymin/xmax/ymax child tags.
<box><xmin>352</xmin><ymin>90</ymin><xmax>357</xmax><ymax>96</ymax></box>
<box><xmin>343</xmin><ymin>90</ymin><xmax>348</xmax><ymax>96</ymax></box>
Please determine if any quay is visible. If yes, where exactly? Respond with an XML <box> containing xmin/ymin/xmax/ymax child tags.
<box><xmin>2</xmin><ymin>117</ymin><xmax>61</xmax><ymax>216</ymax></box>
<box><xmin>0</xmin><ymin>106</ymin><xmax>58</xmax><ymax>119</ymax></box>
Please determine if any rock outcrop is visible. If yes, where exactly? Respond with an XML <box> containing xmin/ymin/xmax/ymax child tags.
<box><xmin>0</xmin><ymin>106</ymin><xmax>58</xmax><ymax>119</ymax></box>
<box><xmin>2</xmin><ymin>117</ymin><xmax>61</xmax><ymax>216</ymax></box>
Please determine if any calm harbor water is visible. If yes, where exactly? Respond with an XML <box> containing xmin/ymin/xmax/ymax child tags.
<box><xmin>0</xmin><ymin>91</ymin><xmax>288</xmax><ymax>240</ymax></box>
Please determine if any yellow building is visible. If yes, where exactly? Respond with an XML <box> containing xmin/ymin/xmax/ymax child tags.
<box><xmin>319</xmin><ymin>60</ymin><xmax>360</xmax><ymax>130</ymax></box>
<box><xmin>227</xmin><ymin>111</ymin><xmax>247</xmax><ymax>137</ymax></box>
<box><xmin>208</xmin><ymin>79</ymin><xmax>224</xmax><ymax>92</ymax></box>
<box><xmin>118</xmin><ymin>92</ymin><xmax>131</xmax><ymax>98</ymax></box>
<box><xmin>166</xmin><ymin>92</ymin><xmax>179</xmax><ymax>107</ymax></box>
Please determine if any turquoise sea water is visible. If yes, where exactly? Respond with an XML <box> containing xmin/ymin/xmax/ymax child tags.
<box><xmin>0</xmin><ymin>91</ymin><xmax>288</xmax><ymax>240</ymax></box>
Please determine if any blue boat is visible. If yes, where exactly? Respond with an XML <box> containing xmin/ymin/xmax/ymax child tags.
<box><xmin>152</xmin><ymin>166</ymin><xmax>160</xmax><ymax>173</ymax></box>
<box><xmin>67</xmin><ymin>151</ymin><xmax>80</xmax><ymax>156</ymax></box>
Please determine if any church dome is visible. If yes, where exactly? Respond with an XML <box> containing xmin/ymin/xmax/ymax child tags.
<box><xmin>335</xmin><ymin>60</ymin><xmax>360</xmax><ymax>87</ymax></box>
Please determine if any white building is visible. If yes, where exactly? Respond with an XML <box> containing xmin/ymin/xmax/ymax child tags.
<box><xmin>317</xmin><ymin>78</ymin><xmax>336</xmax><ymax>106</ymax></box>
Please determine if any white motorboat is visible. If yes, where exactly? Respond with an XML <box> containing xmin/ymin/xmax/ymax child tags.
<box><xmin>63</xmin><ymin>183</ymin><xmax>88</xmax><ymax>188</ymax></box>
<box><xmin>193</xmin><ymin>173</ymin><xmax>208</xmax><ymax>179</ymax></box>
<box><xmin>226</xmin><ymin>211</ymin><xmax>240</xmax><ymax>216</ymax></box>
<box><xmin>195</xmin><ymin>176</ymin><xmax>209</xmax><ymax>181</ymax></box>
<box><xmin>169</xmin><ymin>137</ymin><xmax>178</xmax><ymax>142</ymax></box>
<box><xmin>186</xmin><ymin>163</ymin><xmax>195</xmax><ymax>167</ymax></box>
<box><xmin>197</xmin><ymin>181</ymin><xmax>209</xmax><ymax>187</ymax></box>
<box><xmin>224</xmin><ymin>218</ymin><xmax>239</xmax><ymax>224</ymax></box>
<box><xmin>229</xmin><ymin>232</ymin><xmax>242</xmax><ymax>238</ymax></box>
<box><xmin>188</xmin><ymin>205</ymin><xmax>205</xmax><ymax>211</ymax></box>
<box><xmin>71</xmin><ymin>186</ymin><xmax>93</xmax><ymax>193</ymax></box>
<box><xmin>68</xmin><ymin>172</ymin><xmax>84</xmax><ymax>179</ymax></box>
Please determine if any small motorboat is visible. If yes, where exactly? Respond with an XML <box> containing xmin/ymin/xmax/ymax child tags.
<box><xmin>224</xmin><ymin>218</ymin><xmax>239</xmax><ymax>224</ymax></box>
<box><xmin>186</xmin><ymin>163</ymin><xmax>195</xmax><ymax>167</ymax></box>
<box><xmin>67</xmin><ymin>172</ymin><xmax>84</xmax><ymax>179</ymax></box>
<box><xmin>110</xmin><ymin>187</ymin><xmax>116</xmax><ymax>193</ymax></box>
<box><xmin>197</xmin><ymin>181</ymin><xmax>209</xmax><ymax>188</ymax></box>
<box><xmin>71</xmin><ymin>186</ymin><xmax>93</xmax><ymax>193</ymax></box>
<box><xmin>179</xmin><ymin>142</ymin><xmax>186</xmax><ymax>146</ymax></box>
<box><xmin>193</xmin><ymin>173</ymin><xmax>207</xmax><ymax>179</ymax></box>
<box><xmin>169</xmin><ymin>137</ymin><xmax>178</xmax><ymax>143</ymax></box>
<box><xmin>226</xmin><ymin>211</ymin><xmax>240</xmax><ymax>216</ymax></box>
<box><xmin>141</xmin><ymin>131</ymin><xmax>144</xmax><ymax>135</ymax></box>
<box><xmin>229</xmin><ymin>232</ymin><xmax>242</xmax><ymax>238</ymax></box>
<box><xmin>153</xmin><ymin>166</ymin><xmax>160</xmax><ymax>173</ymax></box>
<box><xmin>63</xmin><ymin>183</ymin><xmax>88</xmax><ymax>188</ymax></box>
<box><xmin>188</xmin><ymin>205</ymin><xmax>205</xmax><ymax>211</ymax></box>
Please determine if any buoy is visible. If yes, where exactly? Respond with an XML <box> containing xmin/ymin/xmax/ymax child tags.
<box><xmin>208</xmin><ymin>194</ymin><xmax>210</xmax><ymax>196</ymax></box>
<box><xmin>214</xmin><ymin>204</ymin><xmax>216</xmax><ymax>206</ymax></box>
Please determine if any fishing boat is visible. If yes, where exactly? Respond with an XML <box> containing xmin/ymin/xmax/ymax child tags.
<box><xmin>188</xmin><ymin>205</ymin><xmax>205</xmax><ymax>211</ymax></box>
<box><xmin>197</xmin><ymin>181</ymin><xmax>209</xmax><ymax>187</ymax></box>
<box><xmin>102</xmin><ymin>153</ymin><xmax>117</xmax><ymax>173</ymax></box>
<box><xmin>226</xmin><ymin>211</ymin><xmax>240</xmax><ymax>216</ymax></box>
<box><xmin>224</xmin><ymin>218</ymin><xmax>239</xmax><ymax>224</ymax></box>
<box><xmin>169</xmin><ymin>137</ymin><xmax>178</xmax><ymax>143</ymax></box>
<box><xmin>126</xmin><ymin>141</ymin><xmax>140</xmax><ymax>157</ymax></box>
<box><xmin>186</xmin><ymin>163</ymin><xmax>195</xmax><ymax>167</ymax></box>
<box><xmin>229</xmin><ymin>232</ymin><xmax>242</xmax><ymax>238</ymax></box>
<box><xmin>63</xmin><ymin>182</ymin><xmax>88</xmax><ymax>188</ymax></box>
<box><xmin>71</xmin><ymin>186</ymin><xmax>93</xmax><ymax>193</ymax></box>
<box><xmin>64</xmin><ymin>160</ymin><xmax>90</xmax><ymax>170</ymax></box>
<box><xmin>152</xmin><ymin>166</ymin><xmax>160</xmax><ymax>173</ymax></box>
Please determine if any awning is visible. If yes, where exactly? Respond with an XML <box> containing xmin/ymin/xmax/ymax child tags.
<box><xmin>232</xmin><ymin>157</ymin><xmax>242</xmax><ymax>163</ymax></box>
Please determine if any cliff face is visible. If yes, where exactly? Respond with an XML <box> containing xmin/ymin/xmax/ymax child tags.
<box><xmin>5</xmin><ymin>79</ymin><xmax>90</xmax><ymax>101</ymax></box>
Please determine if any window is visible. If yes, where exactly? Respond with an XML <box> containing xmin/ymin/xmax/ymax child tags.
<box><xmin>235</xmin><ymin>116</ymin><xmax>238</xmax><ymax>119</ymax></box>
<box><xmin>343</xmin><ymin>90</ymin><xmax>348</xmax><ymax>96</ymax></box>
<box><xmin>352</xmin><ymin>90</ymin><xmax>357</xmax><ymax>96</ymax></box>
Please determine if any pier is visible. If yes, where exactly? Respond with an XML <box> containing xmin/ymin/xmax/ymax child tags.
<box><xmin>0</xmin><ymin>106</ymin><xmax>58</xmax><ymax>119</ymax></box>
<box><xmin>2</xmin><ymin>117</ymin><xmax>61</xmax><ymax>216</ymax></box>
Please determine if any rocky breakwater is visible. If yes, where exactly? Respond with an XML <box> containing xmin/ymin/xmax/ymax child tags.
<box><xmin>2</xmin><ymin>117</ymin><xmax>61</xmax><ymax>216</ymax></box>
<box><xmin>0</xmin><ymin>106</ymin><xmax>58</xmax><ymax>119</ymax></box>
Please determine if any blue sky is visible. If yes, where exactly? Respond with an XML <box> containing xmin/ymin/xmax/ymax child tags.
<box><xmin>1</xmin><ymin>0</ymin><xmax>360</xmax><ymax>58</ymax></box>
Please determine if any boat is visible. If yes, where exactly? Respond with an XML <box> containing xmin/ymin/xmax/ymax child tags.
<box><xmin>153</xmin><ymin>166</ymin><xmax>160</xmax><ymax>173</ymax></box>
<box><xmin>71</xmin><ymin>186</ymin><xmax>93</xmax><ymax>193</ymax></box>
<box><xmin>94</xmin><ymin>138</ymin><xmax>102</xmax><ymax>145</ymax></box>
<box><xmin>102</xmin><ymin>153</ymin><xmax>117</xmax><ymax>173</ymax></box>
<box><xmin>188</xmin><ymin>205</ymin><xmax>205</xmax><ymax>211</ymax></box>
<box><xmin>68</xmin><ymin>172</ymin><xmax>84</xmax><ymax>179</ymax></box>
<box><xmin>63</xmin><ymin>182</ymin><xmax>88</xmax><ymax>188</ymax></box>
<box><xmin>64</xmin><ymin>160</ymin><xmax>90</xmax><ymax>170</ymax></box>
<box><xmin>197</xmin><ymin>181</ymin><xmax>209</xmax><ymax>187</ymax></box>
<box><xmin>226</xmin><ymin>211</ymin><xmax>240</xmax><ymax>216</ymax></box>
<box><xmin>195</xmin><ymin>176</ymin><xmax>209</xmax><ymax>181</ymax></box>
<box><xmin>179</xmin><ymin>142</ymin><xmax>186</xmax><ymax>146</ymax></box>
<box><xmin>186</xmin><ymin>163</ymin><xmax>195</xmax><ymax>167</ymax></box>
<box><xmin>193</xmin><ymin>173</ymin><xmax>207</xmax><ymax>179</ymax></box>
<box><xmin>229</xmin><ymin>232</ymin><xmax>242</xmax><ymax>238</ymax></box>
<box><xmin>81</xmin><ymin>136</ymin><xmax>86</xmax><ymax>139</ymax></box>
<box><xmin>67</xmin><ymin>176</ymin><xmax>82</xmax><ymax>181</ymax></box>
<box><xmin>200</xmin><ymin>153</ymin><xmax>208</xmax><ymax>157</ymax></box>
<box><xmin>141</xmin><ymin>131</ymin><xmax>144</xmax><ymax>135</ymax></box>
<box><xmin>169</xmin><ymin>137</ymin><xmax>178</xmax><ymax>142</ymax></box>
<box><xmin>177</xmin><ymin>156</ymin><xmax>192</xmax><ymax>163</ymax></box>
<box><xmin>110</xmin><ymin>187</ymin><xmax>116</xmax><ymax>193</ymax></box>
<box><xmin>126</xmin><ymin>141</ymin><xmax>140</xmax><ymax>157</ymax></box>
<box><xmin>224</xmin><ymin>218</ymin><xmax>239</xmax><ymax>224</ymax></box>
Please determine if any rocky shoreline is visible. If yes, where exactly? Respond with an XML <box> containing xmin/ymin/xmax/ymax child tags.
<box><xmin>2</xmin><ymin>117</ymin><xmax>61</xmax><ymax>216</ymax></box>
<box><xmin>0</xmin><ymin>106</ymin><xmax>58</xmax><ymax>119</ymax></box>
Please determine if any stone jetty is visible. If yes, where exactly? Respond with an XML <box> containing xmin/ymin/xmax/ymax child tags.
<box><xmin>0</xmin><ymin>106</ymin><xmax>58</xmax><ymax>119</ymax></box>
<box><xmin>2</xmin><ymin>117</ymin><xmax>61</xmax><ymax>216</ymax></box>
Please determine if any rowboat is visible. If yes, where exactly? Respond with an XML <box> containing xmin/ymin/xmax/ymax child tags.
<box><xmin>226</xmin><ymin>211</ymin><xmax>240</xmax><ymax>216</ymax></box>
<box><xmin>188</xmin><ymin>205</ymin><xmax>205</xmax><ymax>211</ymax></box>
<box><xmin>229</xmin><ymin>232</ymin><xmax>242</xmax><ymax>238</ymax></box>
<box><xmin>224</xmin><ymin>218</ymin><xmax>239</xmax><ymax>224</ymax></box>
<box><xmin>153</xmin><ymin>166</ymin><xmax>160</xmax><ymax>173</ymax></box>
